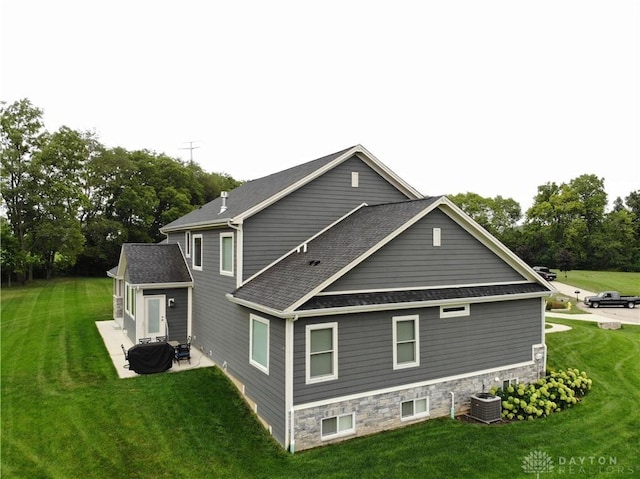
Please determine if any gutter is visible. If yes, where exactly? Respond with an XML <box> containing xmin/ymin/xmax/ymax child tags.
<box><xmin>226</xmin><ymin>290</ymin><xmax>552</xmax><ymax>319</ymax></box>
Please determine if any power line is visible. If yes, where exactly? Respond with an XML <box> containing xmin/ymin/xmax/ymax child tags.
<box><xmin>179</xmin><ymin>141</ymin><xmax>200</xmax><ymax>164</ymax></box>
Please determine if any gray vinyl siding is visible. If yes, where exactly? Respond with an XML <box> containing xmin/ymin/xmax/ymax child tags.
<box><xmin>293</xmin><ymin>298</ymin><xmax>542</xmax><ymax>405</ymax></box>
<box><xmin>142</xmin><ymin>287</ymin><xmax>189</xmax><ymax>342</ymax></box>
<box><xmin>242</xmin><ymin>156</ymin><xmax>410</xmax><ymax>280</ymax></box>
<box><xmin>325</xmin><ymin>209</ymin><xmax>524</xmax><ymax>292</ymax></box>
<box><xmin>168</xmin><ymin>229</ymin><xmax>288</xmax><ymax>445</ymax></box>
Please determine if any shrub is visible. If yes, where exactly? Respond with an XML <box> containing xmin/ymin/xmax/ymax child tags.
<box><xmin>490</xmin><ymin>368</ymin><xmax>592</xmax><ymax>421</ymax></box>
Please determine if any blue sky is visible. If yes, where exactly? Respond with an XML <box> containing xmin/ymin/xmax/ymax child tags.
<box><xmin>2</xmin><ymin>0</ymin><xmax>638</xmax><ymax>213</ymax></box>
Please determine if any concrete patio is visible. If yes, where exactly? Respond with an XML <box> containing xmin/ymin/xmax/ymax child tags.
<box><xmin>96</xmin><ymin>320</ymin><xmax>216</xmax><ymax>379</ymax></box>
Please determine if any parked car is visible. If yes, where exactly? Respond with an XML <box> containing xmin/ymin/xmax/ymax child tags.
<box><xmin>583</xmin><ymin>291</ymin><xmax>640</xmax><ymax>309</ymax></box>
<box><xmin>533</xmin><ymin>266</ymin><xmax>557</xmax><ymax>281</ymax></box>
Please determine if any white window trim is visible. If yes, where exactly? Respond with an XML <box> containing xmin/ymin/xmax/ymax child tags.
<box><xmin>321</xmin><ymin>412</ymin><xmax>355</xmax><ymax>440</ymax></box>
<box><xmin>440</xmin><ymin>304</ymin><xmax>470</xmax><ymax>318</ymax></box>
<box><xmin>249</xmin><ymin>314</ymin><xmax>269</xmax><ymax>374</ymax></box>
<box><xmin>185</xmin><ymin>231</ymin><xmax>191</xmax><ymax>258</ymax></box>
<box><xmin>401</xmin><ymin>397</ymin><xmax>430</xmax><ymax>421</ymax></box>
<box><xmin>503</xmin><ymin>378</ymin><xmax>518</xmax><ymax>389</ymax></box>
<box><xmin>351</xmin><ymin>171</ymin><xmax>359</xmax><ymax>187</ymax></box>
<box><xmin>219</xmin><ymin>232</ymin><xmax>234</xmax><ymax>276</ymax></box>
<box><xmin>433</xmin><ymin>227</ymin><xmax>441</xmax><ymax>246</ymax></box>
<box><xmin>192</xmin><ymin>234</ymin><xmax>203</xmax><ymax>271</ymax></box>
<box><xmin>392</xmin><ymin>315</ymin><xmax>420</xmax><ymax>370</ymax></box>
<box><xmin>306</xmin><ymin>322</ymin><xmax>338</xmax><ymax>384</ymax></box>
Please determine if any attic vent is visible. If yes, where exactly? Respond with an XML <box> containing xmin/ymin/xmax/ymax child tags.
<box><xmin>309</xmin><ymin>260</ymin><xmax>321</xmax><ymax>266</ymax></box>
<box><xmin>219</xmin><ymin>191</ymin><xmax>228</xmax><ymax>214</ymax></box>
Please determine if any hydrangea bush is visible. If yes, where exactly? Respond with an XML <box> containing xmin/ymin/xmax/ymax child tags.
<box><xmin>490</xmin><ymin>368</ymin><xmax>592</xmax><ymax>421</ymax></box>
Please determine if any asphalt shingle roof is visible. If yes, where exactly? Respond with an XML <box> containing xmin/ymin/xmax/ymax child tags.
<box><xmin>123</xmin><ymin>243</ymin><xmax>192</xmax><ymax>284</ymax></box>
<box><xmin>298</xmin><ymin>283</ymin><xmax>549</xmax><ymax>310</ymax></box>
<box><xmin>231</xmin><ymin>198</ymin><xmax>439</xmax><ymax>312</ymax></box>
<box><xmin>162</xmin><ymin>146</ymin><xmax>356</xmax><ymax>230</ymax></box>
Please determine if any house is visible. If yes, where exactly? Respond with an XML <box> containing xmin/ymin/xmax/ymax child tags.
<box><xmin>108</xmin><ymin>144</ymin><xmax>553</xmax><ymax>451</ymax></box>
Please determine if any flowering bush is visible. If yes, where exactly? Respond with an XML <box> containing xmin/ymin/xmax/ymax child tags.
<box><xmin>490</xmin><ymin>368</ymin><xmax>592</xmax><ymax>421</ymax></box>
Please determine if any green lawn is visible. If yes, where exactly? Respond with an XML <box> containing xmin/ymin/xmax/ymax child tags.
<box><xmin>2</xmin><ymin>278</ymin><xmax>639</xmax><ymax>478</ymax></box>
<box><xmin>552</xmin><ymin>270</ymin><xmax>640</xmax><ymax>296</ymax></box>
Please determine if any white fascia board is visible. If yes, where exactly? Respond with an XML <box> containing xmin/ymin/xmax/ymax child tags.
<box><xmin>313</xmin><ymin>280</ymin><xmax>534</xmax><ymax>297</ymax></box>
<box><xmin>291</xmin><ymin>291</ymin><xmax>552</xmax><ymax>318</ymax></box>
<box><xmin>234</xmin><ymin>145</ymin><xmax>423</xmax><ymax>223</ymax></box>
<box><xmin>284</xmin><ymin>198</ymin><xmax>443</xmax><ymax>313</ymax></box>
<box><xmin>226</xmin><ymin>293</ymin><xmax>291</xmax><ymax>319</ymax></box>
<box><xmin>233</xmin><ymin>147</ymin><xmax>362</xmax><ymax>223</ymax></box>
<box><xmin>437</xmin><ymin>197</ymin><xmax>554</xmax><ymax>289</ymax></box>
<box><xmin>129</xmin><ymin>282</ymin><xmax>194</xmax><ymax>290</ymax></box>
<box><xmin>161</xmin><ymin>217</ymin><xmax>239</xmax><ymax>234</ymax></box>
<box><xmin>354</xmin><ymin>145</ymin><xmax>423</xmax><ymax>199</ymax></box>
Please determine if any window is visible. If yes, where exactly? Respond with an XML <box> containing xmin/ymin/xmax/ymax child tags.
<box><xmin>440</xmin><ymin>304</ymin><xmax>470</xmax><ymax>318</ymax></box>
<box><xmin>351</xmin><ymin>171</ymin><xmax>359</xmax><ymax>187</ymax></box>
<box><xmin>185</xmin><ymin>231</ymin><xmax>191</xmax><ymax>257</ymax></box>
<box><xmin>393</xmin><ymin>315</ymin><xmax>419</xmax><ymax>369</ymax></box>
<box><xmin>125</xmin><ymin>283</ymin><xmax>136</xmax><ymax>316</ymax></box>
<box><xmin>503</xmin><ymin>378</ymin><xmax>518</xmax><ymax>390</ymax></box>
<box><xmin>306</xmin><ymin>323</ymin><xmax>338</xmax><ymax>383</ymax></box>
<box><xmin>192</xmin><ymin>234</ymin><xmax>203</xmax><ymax>271</ymax></box>
<box><xmin>249</xmin><ymin>315</ymin><xmax>269</xmax><ymax>374</ymax></box>
<box><xmin>321</xmin><ymin>413</ymin><xmax>354</xmax><ymax>439</ymax></box>
<box><xmin>220</xmin><ymin>233</ymin><xmax>234</xmax><ymax>276</ymax></box>
<box><xmin>433</xmin><ymin>227</ymin><xmax>441</xmax><ymax>246</ymax></box>
<box><xmin>401</xmin><ymin>397</ymin><xmax>429</xmax><ymax>420</ymax></box>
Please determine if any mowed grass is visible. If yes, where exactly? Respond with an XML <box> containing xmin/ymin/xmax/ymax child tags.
<box><xmin>552</xmin><ymin>270</ymin><xmax>640</xmax><ymax>296</ymax></box>
<box><xmin>2</xmin><ymin>277</ymin><xmax>639</xmax><ymax>478</ymax></box>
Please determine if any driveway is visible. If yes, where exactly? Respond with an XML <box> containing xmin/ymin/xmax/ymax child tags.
<box><xmin>549</xmin><ymin>281</ymin><xmax>640</xmax><ymax>325</ymax></box>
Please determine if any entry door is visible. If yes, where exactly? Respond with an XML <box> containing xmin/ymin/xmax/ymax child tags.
<box><xmin>144</xmin><ymin>295</ymin><xmax>166</xmax><ymax>339</ymax></box>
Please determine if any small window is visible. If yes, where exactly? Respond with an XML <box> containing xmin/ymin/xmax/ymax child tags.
<box><xmin>440</xmin><ymin>304</ymin><xmax>470</xmax><ymax>318</ymax></box>
<box><xmin>249</xmin><ymin>315</ymin><xmax>269</xmax><ymax>374</ymax></box>
<box><xmin>192</xmin><ymin>234</ymin><xmax>203</xmax><ymax>271</ymax></box>
<box><xmin>125</xmin><ymin>283</ymin><xmax>136</xmax><ymax>316</ymax></box>
<box><xmin>321</xmin><ymin>413</ymin><xmax>355</xmax><ymax>439</ymax></box>
<box><xmin>306</xmin><ymin>323</ymin><xmax>338</xmax><ymax>383</ymax></box>
<box><xmin>401</xmin><ymin>397</ymin><xmax>429</xmax><ymax>420</ymax></box>
<box><xmin>433</xmin><ymin>228</ymin><xmax>441</xmax><ymax>247</ymax></box>
<box><xmin>351</xmin><ymin>171</ymin><xmax>359</xmax><ymax>187</ymax></box>
<box><xmin>220</xmin><ymin>233</ymin><xmax>234</xmax><ymax>276</ymax></box>
<box><xmin>185</xmin><ymin>231</ymin><xmax>191</xmax><ymax>257</ymax></box>
<box><xmin>393</xmin><ymin>315</ymin><xmax>419</xmax><ymax>369</ymax></box>
<box><xmin>503</xmin><ymin>378</ymin><xmax>518</xmax><ymax>390</ymax></box>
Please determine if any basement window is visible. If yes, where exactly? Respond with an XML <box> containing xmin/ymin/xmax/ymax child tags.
<box><xmin>401</xmin><ymin>397</ymin><xmax>430</xmax><ymax>420</ymax></box>
<box><xmin>321</xmin><ymin>413</ymin><xmax>355</xmax><ymax>440</ymax></box>
<box><xmin>440</xmin><ymin>304</ymin><xmax>470</xmax><ymax>318</ymax></box>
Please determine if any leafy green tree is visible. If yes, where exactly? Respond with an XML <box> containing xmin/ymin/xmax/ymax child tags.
<box><xmin>0</xmin><ymin>99</ymin><xmax>46</xmax><ymax>281</ymax></box>
<box><xmin>525</xmin><ymin>175</ymin><xmax>607</xmax><ymax>269</ymax></box>
<box><xmin>30</xmin><ymin>126</ymin><xmax>91</xmax><ymax>278</ymax></box>
<box><xmin>448</xmin><ymin>192</ymin><xmax>521</xmax><ymax>236</ymax></box>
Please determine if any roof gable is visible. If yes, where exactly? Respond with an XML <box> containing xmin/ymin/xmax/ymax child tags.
<box><xmin>230</xmin><ymin>198</ymin><xmax>440</xmax><ymax>312</ymax></box>
<box><xmin>228</xmin><ymin>196</ymin><xmax>553</xmax><ymax>316</ymax></box>
<box><xmin>161</xmin><ymin>145</ymin><xmax>422</xmax><ymax>232</ymax></box>
<box><xmin>121</xmin><ymin>243</ymin><xmax>193</xmax><ymax>285</ymax></box>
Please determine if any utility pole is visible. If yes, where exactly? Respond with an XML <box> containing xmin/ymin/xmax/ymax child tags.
<box><xmin>179</xmin><ymin>141</ymin><xmax>200</xmax><ymax>164</ymax></box>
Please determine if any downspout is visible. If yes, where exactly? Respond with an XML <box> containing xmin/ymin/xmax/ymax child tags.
<box><xmin>449</xmin><ymin>392</ymin><xmax>455</xmax><ymax>419</ymax></box>
<box><xmin>287</xmin><ymin>315</ymin><xmax>298</xmax><ymax>454</ymax></box>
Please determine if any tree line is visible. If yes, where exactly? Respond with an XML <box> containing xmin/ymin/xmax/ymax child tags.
<box><xmin>1</xmin><ymin>99</ymin><xmax>241</xmax><ymax>283</ymax></box>
<box><xmin>1</xmin><ymin>98</ymin><xmax>639</xmax><ymax>283</ymax></box>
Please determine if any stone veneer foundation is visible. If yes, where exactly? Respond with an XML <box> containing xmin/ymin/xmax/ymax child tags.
<box><xmin>292</xmin><ymin>345</ymin><xmax>546</xmax><ymax>451</ymax></box>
